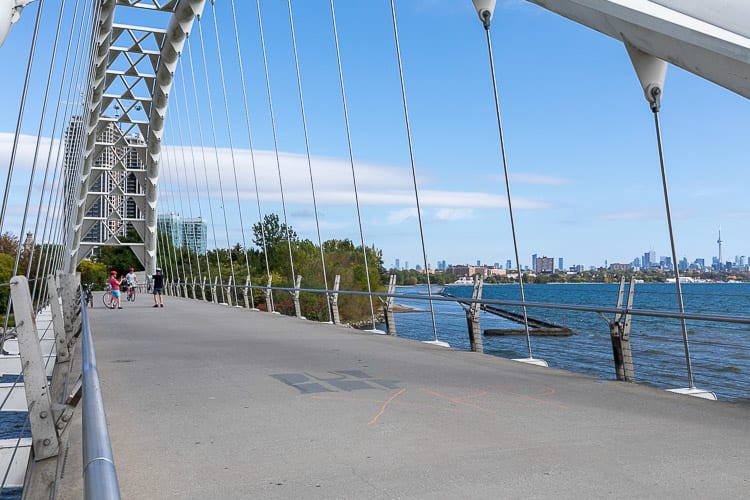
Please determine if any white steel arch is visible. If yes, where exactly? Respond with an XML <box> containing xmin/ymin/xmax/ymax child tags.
<box><xmin>527</xmin><ymin>0</ymin><xmax>750</xmax><ymax>99</ymax></box>
<box><xmin>68</xmin><ymin>0</ymin><xmax>205</xmax><ymax>274</ymax></box>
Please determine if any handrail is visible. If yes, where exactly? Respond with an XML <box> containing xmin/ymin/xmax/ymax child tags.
<box><xmin>169</xmin><ymin>281</ymin><xmax>750</xmax><ymax>327</ymax></box>
<box><xmin>79</xmin><ymin>287</ymin><xmax>121</xmax><ymax>500</ymax></box>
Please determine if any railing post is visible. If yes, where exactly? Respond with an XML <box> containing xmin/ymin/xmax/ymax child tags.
<box><xmin>47</xmin><ymin>274</ymin><xmax>69</xmax><ymax>364</ymax></box>
<box><xmin>10</xmin><ymin>277</ymin><xmax>60</xmax><ymax>459</ymax></box>
<box><xmin>10</xmin><ymin>276</ymin><xmax>62</xmax><ymax>498</ymax></box>
<box><xmin>182</xmin><ymin>278</ymin><xmax>188</xmax><ymax>299</ymax></box>
<box><xmin>191</xmin><ymin>279</ymin><xmax>196</xmax><ymax>300</ymax></box>
<box><xmin>211</xmin><ymin>277</ymin><xmax>218</xmax><ymax>304</ymax></box>
<box><xmin>292</xmin><ymin>275</ymin><xmax>303</xmax><ymax>319</ymax></box>
<box><xmin>383</xmin><ymin>274</ymin><xmax>397</xmax><ymax>336</ymax></box>
<box><xmin>59</xmin><ymin>272</ymin><xmax>82</xmax><ymax>347</ymax></box>
<box><xmin>330</xmin><ymin>274</ymin><xmax>340</xmax><ymax>325</ymax></box>
<box><xmin>201</xmin><ymin>276</ymin><xmax>207</xmax><ymax>302</ymax></box>
<box><xmin>244</xmin><ymin>276</ymin><xmax>250</xmax><ymax>309</ymax></box>
<box><xmin>225</xmin><ymin>276</ymin><xmax>233</xmax><ymax>307</ymax></box>
<box><xmin>603</xmin><ymin>278</ymin><xmax>636</xmax><ymax>382</ymax></box>
<box><xmin>264</xmin><ymin>276</ymin><xmax>273</xmax><ymax>313</ymax></box>
<box><xmin>467</xmin><ymin>276</ymin><xmax>484</xmax><ymax>352</ymax></box>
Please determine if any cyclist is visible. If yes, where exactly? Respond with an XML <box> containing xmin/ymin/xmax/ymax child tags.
<box><xmin>126</xmin><ymin>267</ymin><xmax>138</xmax><ymax>301</ymax></box>
<box><xmin>109</xmin><ymin>270</ymin><xmax>122</xmax><ymax>309</ymax></box>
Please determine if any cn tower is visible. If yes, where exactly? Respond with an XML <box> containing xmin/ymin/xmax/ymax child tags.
<box><xmin>717</xmin><ymin>226</ymin><xmax>723</xmax><ymax>269</ymax></box>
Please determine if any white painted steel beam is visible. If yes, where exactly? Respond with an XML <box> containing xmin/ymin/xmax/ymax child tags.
<box><xmin>69</xmin><ymin>0</ymin><xmax>206</xmax><ymax>273</ymax></box>
<box><xmin>527</xmin><ymin>0</ymin><xmax>750</xmax><ymax>99</ymax></box>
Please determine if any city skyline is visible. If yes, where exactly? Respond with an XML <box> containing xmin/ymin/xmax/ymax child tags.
<box><xmin>0</xmin><ymin>2</ymin><xmax>747</xmax><ymax>274</ymax></box>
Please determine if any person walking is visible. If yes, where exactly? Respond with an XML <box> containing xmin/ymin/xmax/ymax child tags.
<box><xmin>109</xmin><ymin>270</ymin><xmax>122</xmax><ymax>309</ymax></box>
<box><xmin>152</xmin><ymin>268</ymin><xmax>164</xmax><ymax>308</ymax></box>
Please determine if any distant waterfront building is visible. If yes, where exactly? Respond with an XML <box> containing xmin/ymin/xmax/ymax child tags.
<box><xmin>531</xmin><ymin>254</ymin><xmax>537</xmax><ymax>272</ymax></box>
<box><xmin>506</xmin><ymin>259</ymin><xmax>512</xmax><ymax>271</ymax></box>
<box><xmin>395</xmin><ymin>258</ymin><xmax>400</xmax><ymax>270</ymax></box>
<box><xmin>476</xmin><ymin>259</ymin><xmax>481</xmax><ymax>266</ymax></box>
<box><xmin>534</xmin><ymin>256</ymin><xmax>554</xmax><ymax>274</ymax></box>
<box><xmin>609</xmin><ymin>263</ymin><xmax>632</xmax><ymax>271</ymax></box>
<box><xmin>558</xmin><ymin>258</ymin><xmax>564</xmax><ymax>272</ymax></box>
<box><xmin>679</xmin><ymin>257</ymin><xmax>689</xmax><ymax>271</ymax></box>
<box><xmin>404</xmin><ymin>261</ymin><xmax>409</xmax><ymax>270</ymax></box>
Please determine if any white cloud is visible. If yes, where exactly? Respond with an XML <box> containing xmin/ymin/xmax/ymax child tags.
<box><xmin>387</xmin><ymin>208</ymin><xmax>418</xmax><ymax>224</ymax></box>
<box><xmin>435</xmin><ymin>208</ymin><xmax>474</xmax><ymax>221</ymax></box>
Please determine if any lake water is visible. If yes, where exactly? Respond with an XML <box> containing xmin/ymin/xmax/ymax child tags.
<box><xmin>388</xmin><ymin>282</ymin><xmax>750</xmax><ymax>403</ymax></box>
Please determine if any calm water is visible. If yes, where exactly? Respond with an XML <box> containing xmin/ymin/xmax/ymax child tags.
<box><xmin>389</xmin><ymin>283</ymin><xmax>750</xmax><ymax>403</ymax></box>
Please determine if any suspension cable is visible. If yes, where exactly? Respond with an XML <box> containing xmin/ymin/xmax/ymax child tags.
<box><xmin>30</xmin><ymin>0</ymin><xmax>84</xmax><ymax>302</ymax></box>
<box><xmin>209</xmin><ymin>1</ymin><xmax>251</xmax><ymax>306</ymax></box>
<box><xmin>328</xmin><ymin>0</ymin><xmax>378</xmax><ymax>330</ymax></box>
<box><xmin>649</xmin><ymin>88</ymin><xmax>695</xmax><ymax>389</ymax></box>
<box><xmin>388</xmin><ymin>0</ymin><xmax>440</xmax><ymax>343</ymax></box>
<box><xmin>186</xmin><ymin>34</ymin><xmax>224</xmax><ymax>301</ymax></box>
<box><xmin>20</xmin><ymin>0</ymin><xmax>69</xmax><ymax>288</ymax></box>
<box><xmin>480</xmin><ymin>17</ymin><xmax>534</xmax><ymax>359</ymax></box>
<box><xmin>228</xmin><ymin>0</ymin><xmax>269</xmax><ymax>309</ymax></box>
<box><xmin>197</xmin><ymin>18</ymin><xmax>236</xmax><ymax>303</ymax></box>
<box><xmin>39</xmin><ymin>0</ymin><xmax>95</xmax><ymax>300</ymax></box>
<box><xmin>286</xmin><ymin>0</ymin><xmax>332</xmax><ymax>321</ymax></box>
<box><xmin>0</xmin><ymin>0</ymin><xmax>45</xmax><ymax>234</ymax></box>
<box><xmin>178</xmin><ymin>48</ymin><xmax>214</xmax><ymax>296</ymax></box>
<box><xmin>170</xmin><ymin>88</ymin><xmax>202</xmax><ymax>293</ymax></box>
<box><xmin>255</xmin><ymin>0</ymin><xmax>297</xmax><ymax>290</ymax></box>
<box><xmin>163</xmin><ymin>124</ymin><xmax>192</xmax><ymax>294</ymax></box>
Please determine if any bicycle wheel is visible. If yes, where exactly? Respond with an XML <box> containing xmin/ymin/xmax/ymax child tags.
<box><xmin>102</xmin><ymin>292</ymin><xmax>112</xmax><ymax>308</ymax></box>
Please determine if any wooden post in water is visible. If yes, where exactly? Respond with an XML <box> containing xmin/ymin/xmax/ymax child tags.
<box><xmin>603</xmin><ymin>278</ymin><xmax>636</xmax><ymax>382</ymax></box>
<box><xmin>383</xmin><ymin>274</ymin><xmax>397</xmax><ymax>336</ymax></box>
<box><xmin>467</xmin><ymin>276</ymin><xmax>484</xmax><ymax>352</ymax></box>
<box><xmin>330</xmin><ymin>275</ymin><xmax>341</xmax><ymax>325</ymax></box>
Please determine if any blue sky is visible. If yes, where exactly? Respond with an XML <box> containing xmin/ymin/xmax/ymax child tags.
<box><xmin>1</xmin><ymin>0</ymin><xmax>748</xmax><ymax>271</ymax></box>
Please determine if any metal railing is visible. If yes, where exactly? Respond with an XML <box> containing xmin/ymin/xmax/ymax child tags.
<box><xmin>79</xmin><ymin>287</ymin><xmax>121</xmax><ymax>500</ymax></box>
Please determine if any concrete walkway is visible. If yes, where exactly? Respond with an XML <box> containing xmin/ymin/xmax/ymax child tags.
<box><xmin>77</xmin><ymin>295</ymin><xmax>748</xmax><ymax>499</ymax></box>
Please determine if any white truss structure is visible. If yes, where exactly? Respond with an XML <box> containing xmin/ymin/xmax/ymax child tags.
<box><xmin>68</xmin><ymin>0</ymin><xmax>205</xmax><ymax>273</ymax></box>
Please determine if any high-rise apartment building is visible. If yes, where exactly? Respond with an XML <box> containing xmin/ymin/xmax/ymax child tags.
<box><xmin>534</xmin><ymin>256</ymin><xmax>554</xmax><ymax>274</ymax></box>
<box><xmin>158</xmin><ymin>213</ymin><xmax>208</xmax><ymax>255</ymax></box>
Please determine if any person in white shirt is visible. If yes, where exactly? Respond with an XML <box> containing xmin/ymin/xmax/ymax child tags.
<box><xmin>125</xmin><ymin>267</ymin><xmax>138</xmax><ymax>301</ymax></box>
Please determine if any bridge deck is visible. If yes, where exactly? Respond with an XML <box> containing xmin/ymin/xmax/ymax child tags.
<box><xmin>61</xmin><ymin>295</ymin><xmax>749</xmax><ymax>499</ymax></box>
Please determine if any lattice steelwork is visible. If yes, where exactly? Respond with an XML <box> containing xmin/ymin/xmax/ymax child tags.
<box><xmin>68</xmin><ymin>0</ymin><xmax>205</xmax><ymax>273</ymax></box>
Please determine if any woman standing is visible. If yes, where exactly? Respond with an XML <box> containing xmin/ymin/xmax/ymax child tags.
<box><xmin>109</xmin><ymin>270</ymin><xmax>122</xmax><ymax>309</ymax></box>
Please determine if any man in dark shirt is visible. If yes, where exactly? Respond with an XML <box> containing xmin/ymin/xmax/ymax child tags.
<box><xmin>152</xmin><ymin>268</ymin><xmax>165</xmax><ymax>308</ymax></box>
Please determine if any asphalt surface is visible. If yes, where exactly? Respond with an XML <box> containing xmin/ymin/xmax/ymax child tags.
<box><xmin>76</xmin><ymin>294</ymin><xmax>749</xmax><ymax>499</ymax></box>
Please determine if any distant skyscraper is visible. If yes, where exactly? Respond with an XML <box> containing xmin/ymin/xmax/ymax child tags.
<box><xmin>558</xmin><ymin>258</ymin><xmax>564</xmax><ymax>272</ymax></box>
<box><xmin>404</xmin><ymin>261</ymin><xmax>409</xmax><ymax>270</ymax></box>
<box><xmin>182</xmin><ymin>217</ymin><xmax>207</xmax><ymax>255</ymax></box>
<box><xmin>158</xmin><ymin>213</ymin><xmax>183</xmax><ymax>248</ymax></box>
<box><xmin>506</xmin><ymin>259</ymin><xmax>512</xmax><ymax>271</ymax></box>
<box><xmin>158</xmin><ymin>213</ymin><xmax>207</xmax><ymax>254</ymax></box>
<box><xmin>395</xmin><ymin>258</ymin><xmax>400</xmax><ymax>270</ymax></box>
<box><xmin>531</xmin><ymin>254</ymin><xmax>537</xmax><ymax>271</ymax></box>
<box><xmin>717</xmin><ymin>227</ymin><xmax>723</xmax><ymax>268</ymax></box>
<box><xmin>476</xmin><ymin>259</ymin><xmax>481</xmax><ymax>266</ymax></box>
